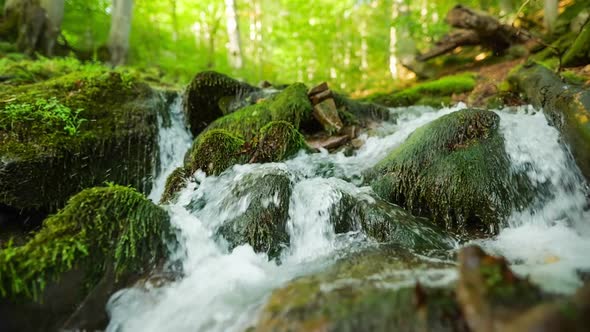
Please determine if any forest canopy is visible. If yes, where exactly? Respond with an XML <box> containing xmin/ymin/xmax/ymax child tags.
<box><xmin>0</xmin><ymin>0</ymin><xmax>586</xmax><ymax>93</ymax></box>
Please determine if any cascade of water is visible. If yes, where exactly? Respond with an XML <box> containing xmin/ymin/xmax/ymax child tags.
<box><xmin>478</xmin><ymin>107</ymin><xmax>590</xmax><ymax>294</ymax></box>
<box><xmin>106</xmin><ymin>104</ymin><xmax>464</xmax><ymax>332</ymax></box>
<box><xmin>148</xmin><ymin>96</ymin><xmax>193</xmax><ymax>202</ymax></box>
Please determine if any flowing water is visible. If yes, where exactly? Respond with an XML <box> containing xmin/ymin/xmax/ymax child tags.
<box><xmin>106</xmin><ymin>102</ymin><xmax>590</xmax><ymax>331</ymax></box>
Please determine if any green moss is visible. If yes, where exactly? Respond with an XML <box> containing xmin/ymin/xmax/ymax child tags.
<box><xmin>0</xmin><ymin>68</ymin><xmax>160</xmax><ymax>212</ymax></box>
<box><xmin>562</xmin><ymin>21</ymin><xmax>590</xmax><ymax>67</ymax></box>
<box><xmin>332</xmin><ymin>93</ymin><xmax>391</xmax><ymax>125</ymax></box>
<box><xmin>256</xmin><ymin>245</ymin><xmax>463</xmax><ymax>332</ymax></box>
<box><xmin>0</xmin><ymin>56</ymin><xmax>105</xmax><ymax>86</ymax></box>
<box><xmin>366</xmin><ymin>109</ymin><xmax>528</xmax><ymax>234</ymax></box>
<box><xmin>367</xmin><ymin>73</ymin><xmax>476</xmax><ymax>107</ymax></box>
<box><xmin>160</xmin><ymin>167</ymin><xmax>189</xmax><ymax>204</ymax></box>
<box><xmin>0</xmin><ymin>184</ymin><xmax>172</xmax><ymax>300</ymax></box>
<box><xmin>253</xmin><ymin>121</ymin><xmax>308</xmax><ymax>162</ymax></box>
<box><xmin>207</xmin><ymin>83</ymin><xmax>313</xmax><ymax>140</ymax></box>
<box><xmin>185</xmin><ymin>129</ymin><xmax>248</xmax><ymax>176</ymax></box>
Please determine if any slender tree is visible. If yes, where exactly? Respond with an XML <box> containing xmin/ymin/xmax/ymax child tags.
<box><xmin>40</xmin><ymin>0</ymin><xmax>64</xmax><ymax>55</ymax></box>
<box><xmin>225</xmin><ymin>0</ymin><xmax>243</xmax><ymax>69</ymax></box>
<box><xmin>108</xmin><ymin>0</ymin><xmax>134</xmax><ymax>66</ymax></box>
<box><xmin>544</xmin><ymin>0</ymin><xmax>558</xmax><ymax>33</ymax></box>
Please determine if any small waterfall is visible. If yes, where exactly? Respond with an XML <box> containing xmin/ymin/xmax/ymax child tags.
<box><xmin>148</xmin><ymin>96</ymin><xmax>193</xmax><ymax>202</ymax></box>
<box><xmin>106</xmin><ymin>104</ymin><xmax>464</xmax><ymax>332</ymax></box>
<box><xmin>477</xmin><ymin>107</ymin><xmax>590</xmax><ymax>294</ymax></box>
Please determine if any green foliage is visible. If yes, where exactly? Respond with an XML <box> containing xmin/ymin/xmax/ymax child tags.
<box><xmin>0</xmin><ymin>185</ymin><xmax>172</xmax><ymax>300</ymax></box>
<box><xmin>367</xmin><ymin>73</ymin><xmax>477</xmax><ymax>107</ymax></box>
<box><xmin>1</xmin><ymin>97</ymin><xmax>86</xmax><ymax>136</ymax></box>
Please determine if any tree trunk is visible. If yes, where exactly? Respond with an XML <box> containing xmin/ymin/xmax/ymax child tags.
<box><xmin>40</xmin><ymin>0</ymin><xmax>63</xmax><ymax>55</ymax></box>
<box><xmin>225</xmin><ymin>0</ymin><xmax>243</xmax><ymax>69</ymax></box>
<box><xmin>108</xmin><ymin>0</ymin><xmax>134</xmax><ymax>66</ymax></box>
<box><xmin>544</xmin><ymin>0</ymin><xmax>558</xmax><ymax>33</ymax></box>
<box><xmin>2</xmin><ymin>0</ymin><xmax>63</xmax><ymax>56</ymax></box>
<box><xmin>170</xmin><ymin>0</ymin><xmax>178</xmax><ymax>41</ymax></box>
<box><xmin>561</xmin><ymin>18</ymin><xmax>590</xmax><ymax>67</ymax></box>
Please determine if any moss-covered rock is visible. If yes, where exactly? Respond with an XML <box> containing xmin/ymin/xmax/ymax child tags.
<box><xmin>0</xmin><ymin>69</ymin><xmax>161</xmax><ymax>214</ymax></box>
<box><xmin>330</xmin><ymin>192</ymin><xmax>455</xmax><ymax>252</ymax></box>
<box><xmin>366</xmin><ymin>73</ymin><xmax>476</xmax><ymax>108</ymax></box>
<box><xmin>365</xmin><ymin>109</ymin><xmax>527</xmax><ymax>235</ymax></box>
<box><xmin>509</xmin><ymin>62</ymin><xmax>590</xmax><ymax>182</ymax></box>
<box><xmin>207</xmin><ymin>83</ymin><xmax>313</xmax><ymax>140</ymax></box>
<box><xmin>255</xmin><ymin>245</ymin><xmax>465</xmax><ymax>332</ymax></box>
<box><xmin>215</xmin><ymin>169</ymin><xmax>293</xmax><ymax>259</ymax></box>
<box><xmin>184</xmin><ymin>129</ymin><xmax>249</xmax><ymax>176</ymax></box>
<box><xmin>162</xmin><ymin>122</ymin><xmax>308</xmax><ymax>203</ymax></box>
<box><xmin>250</xmin><ymin>121</ymin><xmax>308</xmax><ymax>163</ymax></box>
<box><xmin>0</xmin><ymin>184</ymin><xmax>172</xmax><ymax>331</ymax></box>
<box><xmin>183</xmin><ymin>71</ymin><xmax>260</xmax><ymax>136</ymax></box>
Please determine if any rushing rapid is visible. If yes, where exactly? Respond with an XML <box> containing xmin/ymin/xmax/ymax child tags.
<box><xmin>106</xmin><ymin>101</ymin><xmax>590</xmax><ymax>331</ymax></box>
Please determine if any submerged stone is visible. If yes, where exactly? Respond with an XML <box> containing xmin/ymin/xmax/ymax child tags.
<box><xmin>365</xmin><ymin>109</ymin><xmax>529</xmax><ymax>235</ymax></box>
<box><xmin>254</xmin><ymin>244</ymin><xmax>464</xmax><ymax>332</ymax></box>
<box><xmin>215</xmin><ymin>169</ymin><xmax>293</xmax><ymax>259</ymax></box>
<box><xmin>0</xmin><ymin>70</ymin><xmax>161</xmax><ymax>215</ymax></box>
<box><xmin>0</xmin><ymin>185</ymin><xmax>172</xmax><ymax>331</ymax></box>
<box><xmin>183</xmin><ymin>71</ymin><xmax>260</xmax><ymax>136</ymax></box>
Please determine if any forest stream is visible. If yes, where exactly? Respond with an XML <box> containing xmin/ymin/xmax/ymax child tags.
<box><xmin>103</xmin><ymin>101</ymin><xmax>590</xmax><ymax>331</ymax></box>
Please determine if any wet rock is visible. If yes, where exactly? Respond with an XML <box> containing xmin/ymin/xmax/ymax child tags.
<box><xmin>0</xmin><ymin>70</ymin><xmax>161</xmax><ymax>216</ymax></box>
<box><xmin>333</xmin><ymin>92</ymin><xmax>392</xmax><ymax>125</ymax></box>
<box><xmin>184</xmin><ymin>129</ymin><xmax>249</xmax><ymax>176</ymax></box>
<box><xmin>183</xmin><ymin>71</ymin><xmax>259</xmax><ymax>136</ymax></box>
<box><xmin>0</xmin><ymin>185</ymin><xmax>173</xmax><ymax>331</ymax></box>
<box><xmin>255</xmin><ymin>245</ymin><xmax>466</xmax><ymax>332</ymax></box>
<box><xmin>250</xmin><ymin>121</ymin><xmax>309</xmax><ymax>163</ymax></box>
<box><xmin>163</xmin><ymin>122</ymin><xmax>307</xmax><ymax>203</ymax></box>
<box><xmin>216</xmin><ymin>169</ymin><xmax>293</xmax><ymax>259</ymax></box>
<box><xmin>365</xmin><ymin>109</ymin><xmax>530</xmax><ymax>235</ymax></box>
<box><xmin>207</xmin><ymin>83</ymin><xmax>313</xmax><ymax>140</ymax></box>
<box><xmin>329</xmin><ymin>191</ymin><xmax>455</xmax><ymax>252</ymax></box>
<box><xmin>509</xmin><ymin>62</ymin><xmax>590</xmax><ymax>182</ymax></box>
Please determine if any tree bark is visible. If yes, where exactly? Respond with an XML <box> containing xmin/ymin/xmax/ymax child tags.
<box><xmin>509</xmin><ymin>62</ymin><xmax>590</xmax><ymax>182</ymax></box>
<box><xmin>40</xmin><ymin>0</ymin><xmax>63</xmax><ymax>55</ymax></box>
<box><xmin>225</xmin><ymin>0</ymin><xmax>243</xmax><ymax>69</ymax></box>
<box><xmin>544</xmin><ymin>0</ymin><xmax>558</xmax><ymax>33</ymax></box>
<box><xmin>108</xmin><ymin>0</ymin><xmax>134</xmax><ymax>66</ymax></box>
<box><xmin>561</xmin><ymin>18</ymin><xmax>590</xmax><ymax>67</ymax></box>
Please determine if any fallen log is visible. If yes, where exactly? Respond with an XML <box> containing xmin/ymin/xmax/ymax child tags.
<box><xmin>417</xmin><ymin>5</ymin><xmax>529</xmax><ymax>62</ymax></box>
<box><xmin>509</xmin><ymin>61</ymin><xmax>590</xmax><ymax>181</ymax></box>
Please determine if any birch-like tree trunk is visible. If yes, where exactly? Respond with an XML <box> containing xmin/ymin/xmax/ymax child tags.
<box><xmin>40</xmin><ymin>0</ymin><xmax>63</xmax><ymax>55</ymax></box>
<box><xmin>225</xmin><ymin>0</ymin><xmax>243</xmax><ymax>69</ymax></box>
<box><xmin>108</xmin><ymin>0</ymin><xmax>134</xmax><ymax>66</ymax></box>
<box><xmin>544</xmin><ymin>0</ymin><xmax>558</xmax><ymax>33</ymax></box>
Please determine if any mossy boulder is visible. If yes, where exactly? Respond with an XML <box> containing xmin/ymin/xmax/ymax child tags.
<box><xmin>206</xmin><ymin>83</ymin><xmax>313</xmax><ymax>140</ymax></box>
<box><xmin>162</xmin><ymin>122</ymin><xmax>308</xmax><ymax>203</ymax></box>
<box><xmin>184</xmin><ymin>129</ymin><xmax>249</xmax><ymax>176</ymax></box>
<box><xmin>214</xmin><ymin>168</ymin><xmax>293</xmax><ymax>259</ymax></box>
<box><xmin>250</xmin><ymin>121</ymin><xmax>308</xmax><ymax>163</ymax></box>
<box><xmin>366</xmin><ymin>73</ymin><xmax>476</xmax><ymax>108</ymax></box>
<box><xmin>365</xmin><ymin>109</ymin><xmax>528</xmax><ymax>235</ymax></box>
<box><xmin>0</xmin><ymin>70</ymin><xmax>161</xmax><ymax>215</ymax></box>
<box><xmin>330</xmin><ymin>192</ymin><xmax>455</xmax><ymax>252</ymax></box>
<box><xmin>509</xmin><ymin>62</ymin><xmax>590</xmax><ymax>182</ymax></box>
<box><xmin>0</xmin><ymin>184</ymin><xmax>172</xmax><ymax>331</ymax></box>
<box><xmin>254</xmin><ymin>245</ymin><xmax>466</xmax><ymax>332</ymax></box>
<box><xmin>183</xmin><ymin>71</ymin><xmax>260</xmax><ymax>136</ymax></box>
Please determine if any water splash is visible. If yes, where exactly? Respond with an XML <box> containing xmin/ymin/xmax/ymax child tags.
<box><xmin>106</xmin><ymin>104</ymin><xmax>463</xmax><ymax>332</ymax></box>
<box><xmin>148</xmin><ymin>96</ymin><xmax>193</xmax><ymax>202</ymax></box>
<box><xmin>477</xmin><ymin>107</ymin><xmax>590</xmax><ymax>294</ymax></box>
